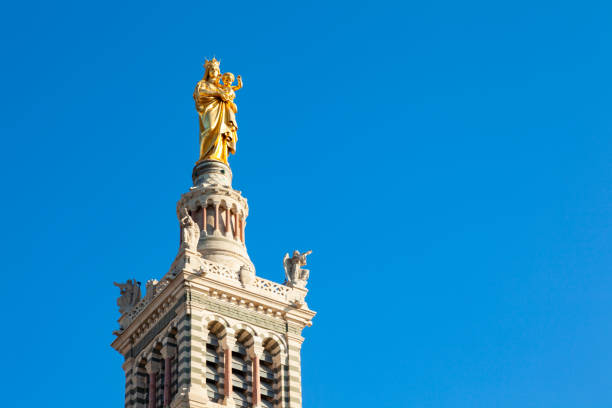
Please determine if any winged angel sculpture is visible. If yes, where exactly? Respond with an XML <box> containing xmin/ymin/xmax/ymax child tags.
<box><xmin>113</xmin><ymin>279</ymin><xmax>141</xmax><ymax>314</ymax></box>
<box><xmin>283</xmin><ymin>250</ymin><xmax>312</xmax><ymax>288</ymax></box>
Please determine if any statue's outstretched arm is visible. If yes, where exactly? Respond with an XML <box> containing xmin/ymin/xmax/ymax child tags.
<box><xmin>233</xmin><ymin>75</ymin><xmax>243</xmax><ymax>91</ymax></box>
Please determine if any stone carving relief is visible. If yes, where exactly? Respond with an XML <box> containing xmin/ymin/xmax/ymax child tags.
<box><xmin>113</xmin><ymin>279</ymin><xmax>142</xmax><ymax>314</ymax></box>
<box><xmin>145</xmin><ymin>279</ymin><xmax>160</xmax><ymax>301</ymax></box>
<box><xmin>239</xmin><ymin>264</ymin><xmax>255</xmax><ymax>286</ymax></box>
<box><xmin>283</xmin><ymin>250</ymin><xmax>312</xmax><ymax>288</ymax></box>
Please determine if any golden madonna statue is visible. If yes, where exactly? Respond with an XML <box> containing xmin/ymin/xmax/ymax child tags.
<box><xmin>193</xmin><ymin>58</ymin><xmax>243</xmax><ymax>165</ymax></box>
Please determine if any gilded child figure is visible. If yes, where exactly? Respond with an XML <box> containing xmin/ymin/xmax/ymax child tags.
<box><xmin>218</xmin><ymin>72</ymin><xmax>242</xmax><ymax>114</ymax></box>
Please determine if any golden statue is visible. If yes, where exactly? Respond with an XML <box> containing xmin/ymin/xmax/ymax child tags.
<box><xmin>193</xmin><ymin>58</ymin><xmax>243</xmax><ymax>165</ymax></box>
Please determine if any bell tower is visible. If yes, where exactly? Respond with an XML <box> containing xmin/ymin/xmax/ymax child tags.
<box><xmin>111</xmin><ymin>62</ymin><xmax>316</xmax><ymax>408</ymax></box>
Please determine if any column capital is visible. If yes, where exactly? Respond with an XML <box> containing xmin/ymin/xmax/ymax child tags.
<box><xmin>248</xmin><ymin>336</ymin><xmax>264</xmax><ymax>360</ymax></box>
<box><xmin>160</xmin><ymin>344</ymin><xmax>176</xmax><ymax>359</ymax></box>
<box><xmin>162</xmin><ymin>335</ymin><xmax>175</xmax><ymax>347</ymax></box>
<box><xmin>145</xmin><ymin>358</ymin><xmax>161</xmax><ymax>374</ymax></box>
<box><xmin>222</xmin><ymin>333</ymin><xmax>236</xmax><ymax>350</ymax></box>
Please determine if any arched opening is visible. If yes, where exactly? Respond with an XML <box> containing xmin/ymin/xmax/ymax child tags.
<box><xmin>261</xmin><ymin>338</ymin><xmax>282</xmax><ymax>408</ymax></box>
<box><xmin>230</xmin><ymin>208</ymin><xmax>238</xmax><ymax>239</ymax></box>
<box><xmin>232</xmin><ymin>330</ymin><xmax>254</xmax><ymax>408</ymax></box>
<box><xmin>205</xmin><ymin>203</ymin><xmax>215</xmax><ymax>235</ymax></box>
<box><xmin>192</xmin><ymin>206</ymin><xmax>203</xmax><ymax>231</ymax></box>
<box><xmin>152</xmin><ymin>344</ymin><xmax>164</xmax><ymax>408</ymax></box>
<box><xmin>219</xmin><ymin>203</ymin><xmax>228</xmax><ymax>235</ymax></box>
<box><xmin>165</xmin><ymin>329</ymin><xmax>179</xmax><ymax>404</ymax></box>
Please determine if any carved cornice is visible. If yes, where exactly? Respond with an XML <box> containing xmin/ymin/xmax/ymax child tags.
<box><xmin>112</xmin><ymin>251</ymin><xmax>315</xmax><ymax>354</ymax></box>
<box><xmin>180</xmin><ymin>184</ymin><xmax>249</xmax><ymax>216</ymax></box>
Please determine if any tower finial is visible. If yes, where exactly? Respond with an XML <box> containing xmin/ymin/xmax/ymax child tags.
<box><xmin>194</xmin><ymin>57</ymin><xmax>241</xmax><ymax>166</ymax></box>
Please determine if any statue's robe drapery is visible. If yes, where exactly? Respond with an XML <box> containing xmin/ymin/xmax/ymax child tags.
<box><xmin>194</xmin><ymin>80</ymin><xmax>238</xmax><ymax>164</ymax></box>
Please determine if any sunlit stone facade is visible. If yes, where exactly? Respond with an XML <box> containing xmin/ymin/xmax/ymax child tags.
<box><xmin>111</xmin><ymin>160</ymin><xmax>315</xmax><ymax>408</ymax></box>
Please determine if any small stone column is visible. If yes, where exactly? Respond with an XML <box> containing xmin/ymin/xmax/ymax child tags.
<box><xmin>223</xmin><ymin>332</ymin><xmax>236</xmax><ymax>407</ymax></box>
<box><xmin>202</xmin><ymin>205</ymin><xmax>207</xmax><ymax>235</ymax></box>
<box><xmin>149</xmin><ymin>372</ymin><xmax>157</xmax><ymax>408</ymax></box>
<box><xmin>145</xmin><ymin>358</ymin><xmax>160</xmax><ymax>408</ymax></box>
<box><xmin>249</xmin><ymin>337</ymin><xmax>264</xmax><ymax>408</ymax></box>
<box><xmin>239</xmin><ymin>217</ymin><xmax>245</xmax><ymax>243</ymax></box>
<box><xmin>214</xmin><ymin>202</ymin><xmax>220</xmax><ymax>233</ymax></box>
<box><xmin>161</xmin><ymin>342</ymin><xmax>176</xmax><ymax>407</ymax></box>
<box><xmin>225</xmin><ymin>207</ymin><xmax>231</xmax><ymax>237</ymax></box>
<box><xmin>252</xmin><ymin>358</ymin><xmax>260</xmax><ymax>406</ymax></box>
<box><xmin>232</xmin><ymin>212</ymin><xmax>238</xmax><ymax>239</ymax></box>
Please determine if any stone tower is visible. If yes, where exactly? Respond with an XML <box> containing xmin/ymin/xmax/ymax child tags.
<box><xmin>111</xmin><ymin>145</ymin><xmax>316</xmax><ymax>407</ymax></box>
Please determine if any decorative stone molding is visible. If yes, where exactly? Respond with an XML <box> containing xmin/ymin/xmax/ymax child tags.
<box><xmin>127</xmin><ymin>297</ymin><xmax>179</xmax><ymax>350</ymax></box>
<box><xmin>199</xmin><ymin>258</ymin><xmax>240</xmax><ymax>281</ymax></box>
<box><xmin>252</xmin><ymin>277</ymin><xmax>292</xmax><ymax>299</ymax></box>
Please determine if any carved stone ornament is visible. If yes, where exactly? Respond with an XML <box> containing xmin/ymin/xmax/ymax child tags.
<box><xmin>145</xmin><ymin>279</ymin><xmax>159</xmax><ymax>301</ymax></box>
<box><xmin>283</xmin><ymin>250</ymin><xmax>312</xmax><ymax>289</ymax></box>
<box><xmin>240</xmin><ymin>264</ymin><xmax>255</xmax><ymax>286</ymax></box>
<box><xmin>179</xmin><ymin>206</ymin><xmax>200</xmax><ymax>251</ymax></box>
<box><xmin>113</xmin><ymin>279</ymin><xmax>141</xmax><ymax>315</ymax></box>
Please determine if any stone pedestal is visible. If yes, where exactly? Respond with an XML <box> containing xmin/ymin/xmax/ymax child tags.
<box><xmin>192</xmin><ymin>160</ymin><xmax>232</xmax><ymax>187</ymax></box>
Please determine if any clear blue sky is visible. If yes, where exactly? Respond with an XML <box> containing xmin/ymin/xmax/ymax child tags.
<box><xmin>1</xmin><ymin>0</ymin><xmax>611</xmax><ymax>406</ymax></box>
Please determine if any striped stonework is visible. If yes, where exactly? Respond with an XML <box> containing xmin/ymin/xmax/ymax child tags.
<box><xmin>113</xmin><ymin>264</ymin><xmax>315</xmax><ymax>408</ymax></box>
<box><xmin>112</xmin><ymin>160</ymin><xmax>316</xmax><ymax>408</ymax></box>
<box><xmin>286</xmin><ymin>337</ymin><xmax>304</xmax><ymax>408</ymax></box>
<box><xmin>176</xmin><ymin>311</ymin><xmax>191</xmax><ymax>393</ymax></box>
<box><xmin>123</xmin><ymin>358</ymin><xmax>135</xmax><ymax>408</ymax></box>
<box><xmin>282</xmin><ymin>365</ymin><xmax>290</xmax><ymax>408</ymax></box>
<box><xmin>185</xmin><ymin>309</ymin><xmax>209</xmax><ymax>405</ymax></box>
<box><xmin>134</xmin><ymin>362</ymin><xmax>148</xmax><ymax>408</ymax></box>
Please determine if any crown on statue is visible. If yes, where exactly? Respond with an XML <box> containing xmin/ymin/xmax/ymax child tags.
<box><xmin>204</xmin><ymin>58</ymin><xmax>220</xmax><ymax>70</ymax></box>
